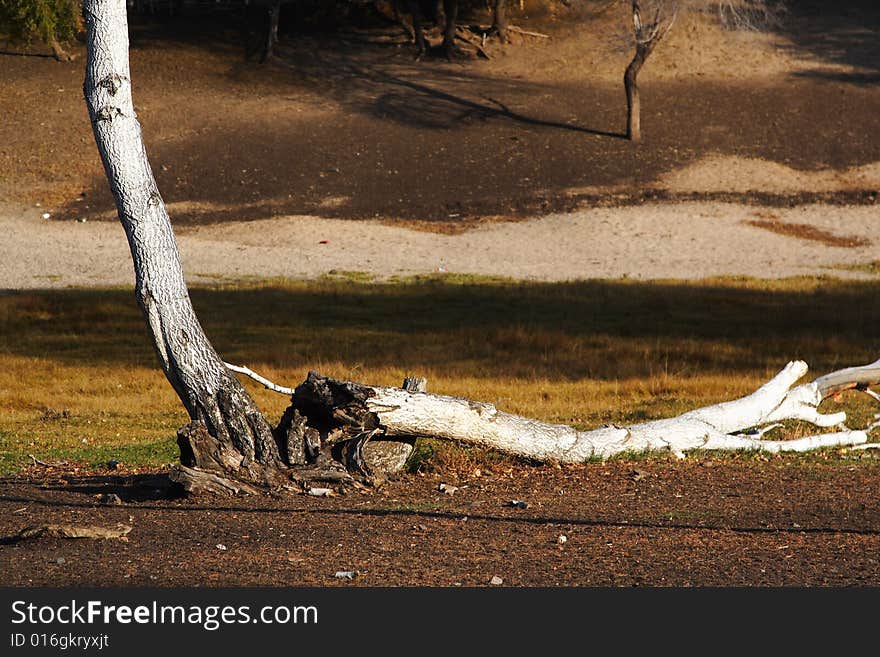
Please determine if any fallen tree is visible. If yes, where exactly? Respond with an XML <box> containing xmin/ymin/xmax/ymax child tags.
<box><xmin>83</xmin><ymin>0</ymin><xmax>879</xmax><ymax>496</ymax></box>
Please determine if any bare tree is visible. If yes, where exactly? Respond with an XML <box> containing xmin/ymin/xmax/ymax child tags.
<box><xmin>624</xmin><ymin>0</ymin><xmax>677</xmax><ymax>142</ymax></box>
<box><xmin>83</xmin><ymin>0</ymin><xmax>878</xmax><ymax>495</ymax></box>
<box><xmin>622</xmin><ymin>0</ymin><xmax>781</xmax><ymax>141</ymax></box>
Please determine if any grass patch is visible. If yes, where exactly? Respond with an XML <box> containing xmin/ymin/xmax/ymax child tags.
<box><xmin>1</xmin><ymin>275</ymin><xmax>878</xmax><ymax>474</ymax></box>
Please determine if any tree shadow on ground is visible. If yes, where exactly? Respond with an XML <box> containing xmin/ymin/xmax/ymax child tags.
<box><xmin>2</xmin><ymin>480</ymin><xmax>879</xmax><ymax>537</ymax></box>
<box><xmin>778</xmin><ymin>0</ymin><xmax>880</xmax><ymax>84</ymax></box>
<box><xmin>2</xmin><ymin>278</ymin><xmax>878</xmax><ymax>382</ymax></box>
<box><xmin>18</xmin><ymin>5</ymin><xmax>874</xmax><ymax>225</ymax></box>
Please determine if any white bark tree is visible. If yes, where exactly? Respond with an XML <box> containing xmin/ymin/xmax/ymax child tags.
<box><xmin>83</xmin><ymin>0</ymin><xmax>285</xmax><ymax>489</ymax></box>
<box><xmin>83</xmin><ymin>0</ymin><xmax>878</xmax><ymax>495</ymax></box>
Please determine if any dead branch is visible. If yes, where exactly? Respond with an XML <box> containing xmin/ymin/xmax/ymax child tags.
<box><xmin>289</xmin><ymin>359</ymin><xmax>878</xmax><ymax>468</ymax></box>
<box><xmin>169</xmin><ymin>465</ymin><xmax>262</xmax><ymax>496</ymax></box>
<box><xmin>814</xmin><ymin>358</ymin><xmax>880</xmax><ymax>398</ymax></box>
<box><xmin>28</xmin><ymin>454</ymin><xmax>68</xmax><ymax>468</ymax></box>
<box><xmin>507</xmin><ymin>25</ymin><xmax>550</xmax><ymax>39</ymax></box>
<box><xmin>8</xmin><ymin>523</ymin><xmax>132</xmax><ymax>542</ymax></box>
<box><xmin>224</xmin><ymin>362</ymin><xmax>295</xmax><ymax>395</ymax></box>
<box><xmin>455</xmin><ymin>27</ymin><xmax>492</xmax><ymax>59</ymax></box>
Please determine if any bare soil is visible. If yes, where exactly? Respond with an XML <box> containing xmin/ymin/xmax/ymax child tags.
<box><xmin>2</xmin><ymin>456</ymin><xmax>880</xmax><ymax>587</ymax></box>
<box><xmin>1</xmin><ymin>3</ymin><xmax>878</xmax><ymax>225</ymax></box>
<box><xmin>2</xmin><ymin>2</ymin><xmax>880</xmax><ymax>587</ymax></box>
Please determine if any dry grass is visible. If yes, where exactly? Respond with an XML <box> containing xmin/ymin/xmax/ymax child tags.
<box><xmin>378</xmin><ymin>215</ymin><xmax>529</xmax><ymax>235</ymax></box>
<box><xmin>1</xmin><ymin>274</ymin><xmax>878</xmax><ymax>474</ymax></box>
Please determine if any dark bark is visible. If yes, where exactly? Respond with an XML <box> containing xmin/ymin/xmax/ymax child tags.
<box><xmin>407</xmin><ymin>0</ymin><xmax>429</xmax><ymax>56</ymax></box>
<box><xmin>624</xmin><ymin>43</ymin><xmax>649</xmax><ymax>142</ymax></box>
<box><xmin>441</xmin><ymin>0</ymin><xmax>458</xmax><ymax>57</ymax></box>
<box><xmin>262</xmin><ymin>1</ymin><xmax>282</xmax><ymax>63</ymax></box>
<box><xmin>492</xmin><ymin>0</ymin><xmax>508</xmax><ymax>43</ymax></box>
<box><xmin>290</xmin><ymin>372</ymin><xmax>416</xmax><ymax>480</ymax></box>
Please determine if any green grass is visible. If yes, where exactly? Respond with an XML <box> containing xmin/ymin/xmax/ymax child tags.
<box><xmin>1</xmin><ymin>274</ymin><xmax>878</xmax><ymax>474</ymax></box>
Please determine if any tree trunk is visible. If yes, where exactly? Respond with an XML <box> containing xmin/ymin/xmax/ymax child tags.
<box><xmin>50</xmin><ymin>37</ymin><xmax>75</xmax><ymax>62</ymax></box>
<box><xmin>441</xmin><ymin>0</ymin><xmax>458</xmax><ymax>57</ymax></box>
<box><xmin>624</xmin><ymin>43</ymin><xmax>649</xmax><ymax>142</ymax></box>
<box><xmin>82</xmin><ymin>0</ymin><xmax>283</xmax><ymax>486</ymax></box>
<box><xmin>406</xmin><ymin>0</ymin><xmax>429</xmax><ymax>57</ymax></box>
<box><xmin>492</xmin><ymin>0</ymin><xmax>508</xmax><ymax>43</ymax></box>
<box><xmin>625</xmin><ymin>0</ymin><xmax>674</xmax><ymax>142</ymax></box>
<box><xmin>262</xmin><ymin>1</ymin><xmax>281</xmax><ymax>63</ymax></box>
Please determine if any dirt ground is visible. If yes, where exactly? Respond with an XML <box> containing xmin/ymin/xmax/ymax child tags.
<box><xmin>2</xmin><ymin>456</ymin><xmax>880</xmax><ymax>587</ymax></box>
<box><xmin>2</xmin><ymin>2</ymin><xmax>880</xmax><ymax>587</ymax></box>
<box><xmin>1</xmin><ymin>2</ymin><xmax>878</xmax><ymax>224</ymax></box>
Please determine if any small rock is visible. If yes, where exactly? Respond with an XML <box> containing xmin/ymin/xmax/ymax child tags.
<box><xmin>508</xmin><ymin>500</ymin><xmax>529</xmax><ymax>509</ymax></box>
<box><xmin>439</xmin><ymin>483</ymin><xmax>458</xmax><ymax>495</ymax></box>
<box><xmin>41</xmin><ymin>213</ymin><xmax>51</xmax><ymax>219</ymax></box>
<box><xmin>334</xmin><ymin>571</ymin><xmax>356</xmax><ymax>579</ymax></box>
<box><xmin>99</xmin><ymin>493</ymin><xmax>122</xmax><ymax>505</ymax></box>
<box><xmin>55</xmin><ymin>557</ymin><xmax>66</xmax><ymax>565</ymax></box>
<box><xmin>489</xmin><ymin>575</ymin><xmax>503</xmax><ymax>585</ymax></box>
<box><xmin>307</xmin><ymin>487</ymin><xmax>333</xmax><ymax>497</ymax></box>
<box><xmin>216</xmin><ymin>544</ymin><xmax>227</xmax><ymax>551</ymax></box>
<box><xmin>557</xmin><ymin>535</ymin><xmax>568</xmax><ymax>545</ymax></box>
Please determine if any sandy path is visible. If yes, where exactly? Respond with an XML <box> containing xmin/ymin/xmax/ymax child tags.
<box><xmin>2</xmin><ymin>201</ymin><xmax>878</xmax><ymax>289</ymax></box>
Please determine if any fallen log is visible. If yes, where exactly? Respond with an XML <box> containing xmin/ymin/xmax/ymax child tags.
<box><xmin>287</xmin><ymin>360</ymin><xmax>875</xmax><ymax>468</ymax></box>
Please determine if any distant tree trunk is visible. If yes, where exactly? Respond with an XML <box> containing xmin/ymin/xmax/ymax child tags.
<box><xmin>624</xmin><ymin>43</ymin><xmax>650</xmax><ymax>142</ymax></box>
<box><xmin>82</xmin><ymin>0</ymin><xmax>283</xmax><ymax>486</ymax></box>
<box><xmin>262</xmin><ymin>0</ymin><xmax>282</xmax><ymax>62</ymax></box>
<box><xmin>492</xmin><ymin>0</ymin><xmax>508</xmax><ymax>43</ymax></box>
<box><xmin>624</xmin><ymin>0</ymin><xmax>674</xmax><ymax>143</ymax></box>
<box><xmin>441</xmin><ymin>0</ymin><xmax>458</xmax><ymax>57</ymax></box>
<box><xmin>407</xmin><ymin>0</ymin><xmax>429</xmax><ymax>57</ymax></box>
<box><xmin>50</xmin><ymin>36</ymin><xmax>75</xmax><ymax>62</ymax></box>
